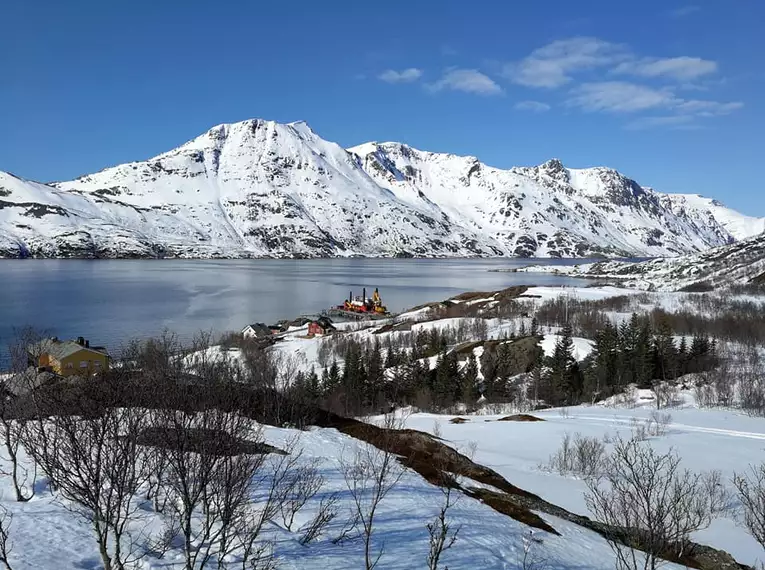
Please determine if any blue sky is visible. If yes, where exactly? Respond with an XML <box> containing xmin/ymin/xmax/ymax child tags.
<box><xmin>3</xmin><ymin>0</ymin><xmax>764</xmax><ymax>215</ymax></box>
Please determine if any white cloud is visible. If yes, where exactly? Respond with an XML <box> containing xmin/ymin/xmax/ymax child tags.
<box><xmin>669</xmin><ymin>5</ymin><xmax>700</xmax><ymax>18</ymax></box>
<box><xmin>625</xmin><ymin>115</ymin><xmax>697</xmax><ymax>130</ymax></box>
<box><xmin>675</xmin><ymin>100</ymin><xmax>743</xmax><ymax>116</ymax></box>
<box><xmin>514</xmin><ymin>100</ymin><xmax>551</xmax><ymax>112</ymax></box>
<box><xmin>378</xmin><ymin>68</ymin><xmax>423</xmax><ymax>83</ymax></box>
<box><xmin>614</xmin><ymin>56</ymin><xmax>717</xmax><ymax>80</ymax></box>
<box><xmin>498</xmin><ymin>34</ymin><xmax>740</xmax><ymax>129</ymax></box>
<box><xmin>504</xmin><ymin>37</ymin><xmax>628</xmax><ymax>88</ymax></box>
<box><xmin>428</xmin><ymin>69</ymin><xmax>503</xmax><ymax>95</ymax></box>
<box><xmin>567</xmin><ymin>82</ymin><xmax>677</xmax><ymax>113</ymax></box>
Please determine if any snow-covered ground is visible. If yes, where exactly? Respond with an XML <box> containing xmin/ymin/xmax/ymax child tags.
<box><xmin>1</xmin><ymin>418</ymin><xmax>698</xmax><ymax>570</ymax></box>
<box><xmin>402</xmin><ymin>397</ymin><xmax>765</xmax><ymax>568</ymax></box>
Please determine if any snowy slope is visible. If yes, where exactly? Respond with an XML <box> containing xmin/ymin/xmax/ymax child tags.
<box><xmin>350</xmin><ymin>143</ymin><xmax>749</xmax><ymax>258</ymax></box>
<box><xmin>518</xmin><ymin>232</ymin><xmax>765</xmax><ymax>291</ymax></box>
<box><xmin>2</xmin><ymin>420</ymin><xmax>692</xmax><ymax>570</ymax></box>
<box><xmin>0</xmin><ymin>118</ymin><xmax>759</xmax><ymax>258</ymax></box>
<box><xmin>659</xmin><ymin>193</ymin><xmax>765</xmax><ymax>241</ymax></box>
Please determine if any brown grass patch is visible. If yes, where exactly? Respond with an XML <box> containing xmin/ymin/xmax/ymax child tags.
<box><xmin>449</xmin><ymin>417</ymin><xmax>469</xmax><ymax>424</ymax></box>
<box><xmin>497</xmin><ymin>414</ymin><xmax>545</xmax><ymax>422</ymax></box>
<box><xmin>466</xmin><ymin>488</ymin><xmax>559</xmax><ymax>535</ymax></box>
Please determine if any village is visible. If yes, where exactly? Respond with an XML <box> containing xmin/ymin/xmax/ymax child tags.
<box><xmin>17</xmin><ymin>288</ymin><xmax>394</xmax><ymax>386</ymax></box>
<box><xmin>2</xmin><ymin>280</ymin><xmax>765</xmax><ymax>570</ymax></box>
<box><xmin>241</xmin><ymin>287</ymin><xmax>392</xmax><ymax>341</ymax></box>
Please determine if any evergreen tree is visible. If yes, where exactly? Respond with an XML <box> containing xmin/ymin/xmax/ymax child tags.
<box><xmin>367</xmin><ymin>339</ymin><xmax>384</xmax><ymax>386</ymax></box>
<box><xmin>584</xmin><ymin>320</ymin><xmax>618</xmax><ymax>401</ymax></box>
<box><xmin>306</xmin><ymin>367</ymin><xmax>320</xmax><ymax>401</ymax></box>
<box><xmin>384</xmin><ymin>343</ymin><xmax>398</xmax><ymax>369</ymax></box>
<box><xmin>462</xmin><ymin>353</ymin><xmax>480</xmax><ymax>406</ymax></box>
<box><xmin>677</xmin><ymin>336</ymin><xmax>688</xmax><ymax>376</ymax></box>
<box><xmin>530</xmin><ymin>317</ymin><xmax>539</xmax><ymax>337</ymax></box>
<box><xmin>480</xmin><ymin>345</ymin><xmax>499</xmax><ymax>401</ymax></box>
<box><xmin>634</xmin><ymin>319</ymin><xmax>654</xmax><ymax>388</ymax></box>
<box><xmin>433</xmin><ymin>349</ymin><xmax>461</xmax><ymax>410</ymax></box>
<box><xmin>653</xmin><ymin>317</ymin><xmax>677</xmax><ymax>381</ymax></box>
<box><xmin>547</xmin><ymin>323</ymin><xmax>577</xmax><ymax>405</ymax></box>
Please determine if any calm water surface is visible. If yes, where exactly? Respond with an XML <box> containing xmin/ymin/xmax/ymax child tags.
<box><xmin>0</xmin><ymin>259</ymin><xmax>592</xmax><ymax>354</ymax></box>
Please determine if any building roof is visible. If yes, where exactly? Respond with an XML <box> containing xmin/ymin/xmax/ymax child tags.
<box><xmin>3</xmin><ymin>369</ymin><xmax>58</xmax><ymax>397</ymax></box>
<box><xmin>28</xmin><ymin>338</ymin><xmax>109</xmax><ymax>360</ymax></box>
<box><xmin>312</xmin><ymin>317</ymin><xmax>336</xmax><ymax>330</ymax></box>
<box><xmin>242</xmin><ymin>323</ymin><xmax>271</xmax><ymax>334</ymax></box>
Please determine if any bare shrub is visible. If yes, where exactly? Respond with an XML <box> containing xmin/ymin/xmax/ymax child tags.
<box><xmin>299</xmin><ymin>494</ymin><xmax>340</xmax><ymax>545</ymax></box>
<box><xmin>653</xmin><ymin>381</ymin><xmax>680</xmax><ymax>410</ymax></box>
<box><xmin>647</xmin><ymin>411</ymin><xmax>672</xmax><ymax>437</ymax></box>
<box><xmin>339</xmin><ymin>414</ymin><xmax>406</xmax><ymax>570</ymax></box>
<box><xmin>585</xmin><ymin>436</ymin><xmax>722</xmax><ymax>569</ymax></box>
<box><xmin>150</xmin><ymin>406</ymin><xmax>269</xmax><ymax>570</ymax></box>
<box><xmin>520</xmin><ymin>529</ymin><xmax>547</xmax><ymax>570</ymax></box>
<box><xmin>426</xmin><ymin>459</ymin><xmax>460</xmax><ymax>570</ymax></box>
<box><xmin>547</xmin><ymin>432</ymin><xmax>606</xmax><ymax>479</ymax></box>
<box><xmin>276</xmin><ymin>459</ymin><xmax>324</xmax><ymax>531</ymax></box>
<box><xmin>0</xmin><ymin>406</ymin><xmax>35</xmax><ymax>503</ymax></box>
<box><xmin>0</xmin><ymin>506</ymin><xmax>13</xmax><ymax>570</ymax></box>
<box><xmin>629</xmin><ymin>417</ymin><xmax>648</xmax><ymax>442</ymax></box>
<box><xmin>734</xmin><ymin>463</ymin><xmax>765</xmax><ymax>552</ymax></box>
<box><xmin>23</xmin><ymin>405</ymin><xmax>153</xmax><ymax>570</ymax></box>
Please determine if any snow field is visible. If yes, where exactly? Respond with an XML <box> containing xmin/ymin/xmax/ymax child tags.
<box><xmin>403</xmin><ymin>399</ymin><xmax>765</xmax><ymax>567</ymax></box>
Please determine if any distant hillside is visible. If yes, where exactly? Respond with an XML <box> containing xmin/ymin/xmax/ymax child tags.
<box><xmin>519</xmin><ymin>232</ymin><xmax>765</xmax><ymax>291</ymax></box>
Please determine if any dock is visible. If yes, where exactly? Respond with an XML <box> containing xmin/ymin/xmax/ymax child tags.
<box><xmin>322</xmin><ymin>308</ymin><xmax>395</xmax><ymax>321</ymax></box>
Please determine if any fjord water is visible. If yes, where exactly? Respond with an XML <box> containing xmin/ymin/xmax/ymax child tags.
<box><xmin>0</xmin><ymin>258</ymin><xmax>590</xmax><ymax>355</ymax></box>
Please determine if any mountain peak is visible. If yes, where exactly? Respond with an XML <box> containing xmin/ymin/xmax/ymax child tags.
<box><xmin>541</xmin><ymin>158</ymin><xmax>565</xmax><ymax>171</ymax></box>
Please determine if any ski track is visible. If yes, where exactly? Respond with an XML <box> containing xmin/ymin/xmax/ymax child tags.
<box><xmin>572</xmin><ymin>414</ymin><xmax>765</xmax><ymax>441</ymax></box>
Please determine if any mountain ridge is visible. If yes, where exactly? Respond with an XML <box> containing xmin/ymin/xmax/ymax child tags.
<box><xmin>0</xmin><ymin>118</ymin><xmax>761</xmax><ymax>259</ymax></box>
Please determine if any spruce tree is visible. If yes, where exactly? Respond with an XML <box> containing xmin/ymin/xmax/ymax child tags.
<box><xmin>653</xmin><ymin>317</ymin><xmax>676</xmax><ymax>381</ymax></box>
<box><xmin>548</xmin><ymin>323</ymin><xmax>576</xmax><ymax>405</ymax></box>
<box><xmin>462</xmin><ymin>353</ymin><xmax>480</xmax><ymax>406</ymax></box>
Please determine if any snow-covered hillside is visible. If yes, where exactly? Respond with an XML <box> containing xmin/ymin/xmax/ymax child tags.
<box><xmin>660</xmin><ymin>193</ymin><xmax>765</xmax><ymax>241</ymax></box>
<box><xmin>1</xmin><ymin>118</ymin><xmax>761</xmax><ymax>258</ymax></box>
<box><xmin>517</xmin><ymin>231</ymin><xmax>765</xmax><ymax>291</ymax></box>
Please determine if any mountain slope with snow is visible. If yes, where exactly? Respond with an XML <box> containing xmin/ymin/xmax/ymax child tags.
<box><xmin>658</xmin><ymin>193</ymin><xmax>765</xmax><ymax>241</ymax></box>
<box><xmin>519</xmin><ymin>231</ymin><xmax>765</xmax><ymax>291</ymax></box>
<box><xmin>0</xmin><ymin>118</ymin><xmax>760</xmax><ymax>259</ymax></box>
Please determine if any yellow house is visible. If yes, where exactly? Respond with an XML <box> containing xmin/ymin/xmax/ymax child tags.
<box><xmin>30</xmin><ymin>337</ymin><xmax>110</xmax><ymax>378</ymax></box>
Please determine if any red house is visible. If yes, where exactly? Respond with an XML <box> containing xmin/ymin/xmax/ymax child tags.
<box><xmin>308</xmin><ymin>317</ymin><xmax>336</xmax><ymax>337</ymax></box>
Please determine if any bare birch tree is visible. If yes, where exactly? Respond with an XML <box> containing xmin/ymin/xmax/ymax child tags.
<box><xmin>585</xmin><ymin>436</ymin><xmax>723</xmax><ymax>570</ymax></box>
<box><xmin>734</xmin><ymin>463</ymin><xmax>765</xmax><ymax>553</ymax></box>
<box><xmin>339</xmin><ymin>414</ymin><xmax>406</xmax><ymax>570</ymax></box>
<box><xmin>23</xmin><ymin>405</ymin><xmax>153</xmax><ymax>570</ymax></box>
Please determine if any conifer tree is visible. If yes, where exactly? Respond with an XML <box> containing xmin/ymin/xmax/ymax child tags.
<box><xmin>462</xmin><ymin>353</ymin><xmax>480</xmax><ymax>406</ymax></box>
<box><xmin>547</xmin><ymin>323</ymin><xmax>577</xmax><ymax>405</ymax></box>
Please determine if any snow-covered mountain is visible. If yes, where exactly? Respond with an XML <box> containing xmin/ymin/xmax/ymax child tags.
<box><xmin>520</xmin><ymin>231</ymin><xmax>765</xmax><ymax>291</ymax></box>
<box><xmin>0</xmin><ymin>118</ymin><xmax>761</xmax><ymax>259</ymax></box>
